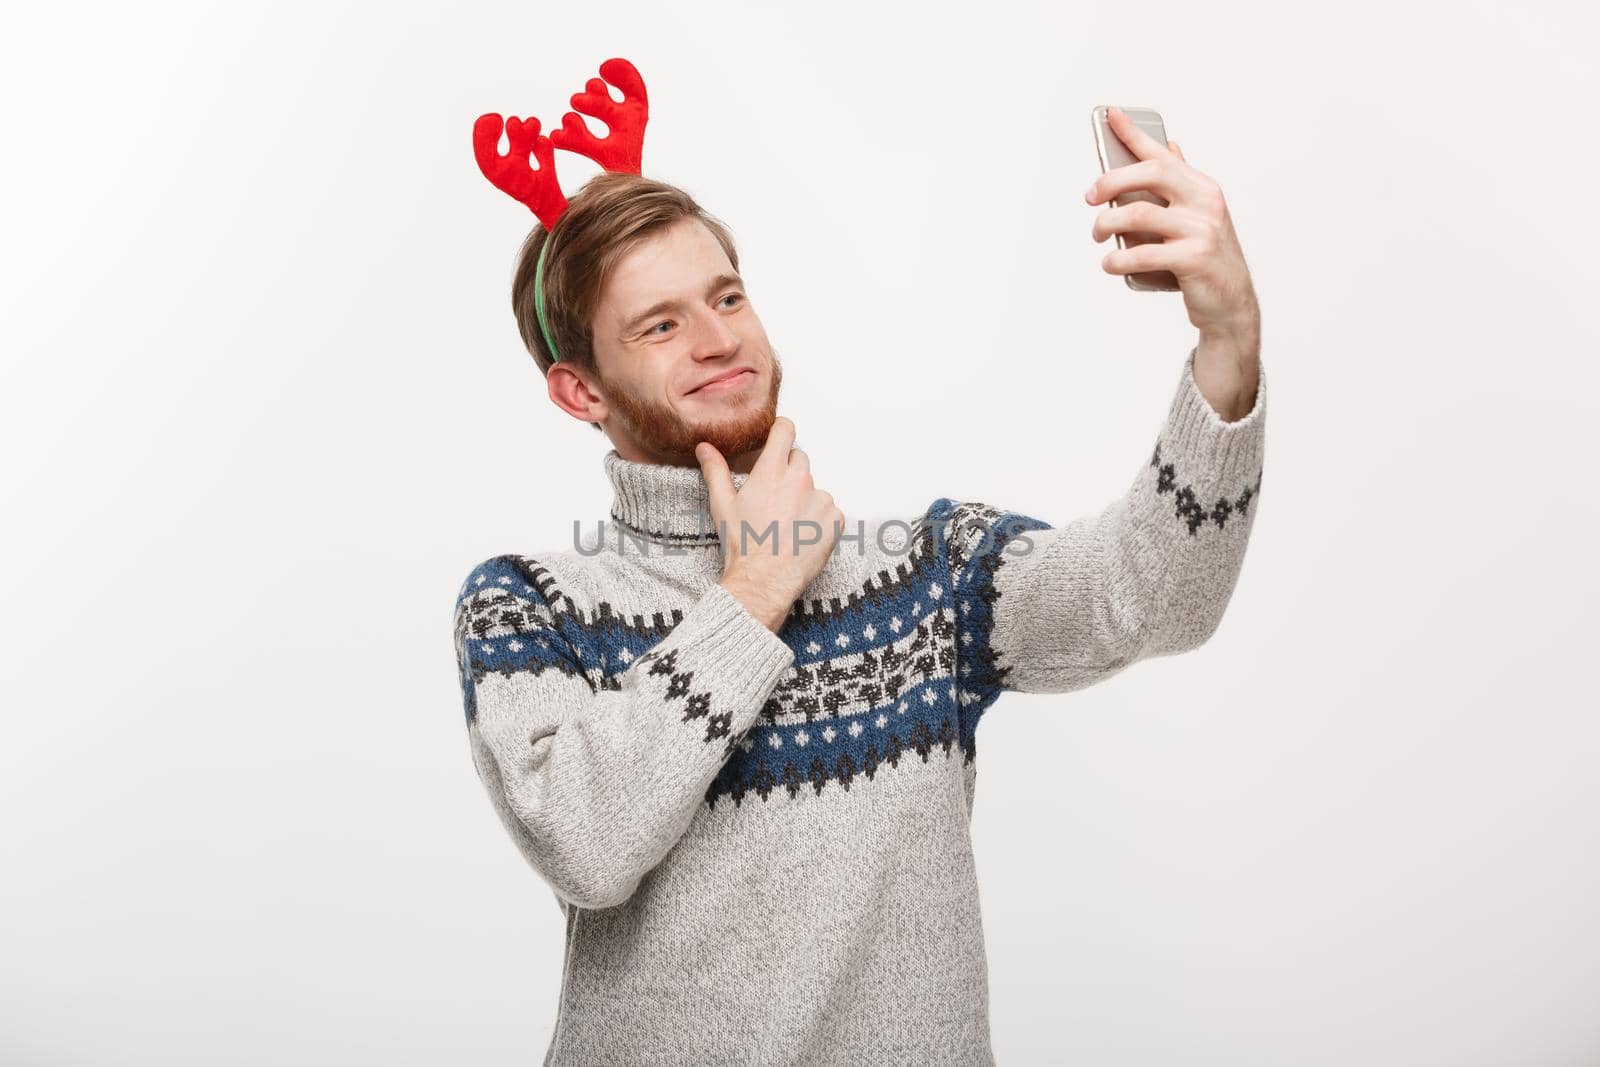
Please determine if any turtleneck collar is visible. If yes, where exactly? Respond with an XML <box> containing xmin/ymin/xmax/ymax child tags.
<box><xmin>603</xmin><ymin>447</ymin><xmax>753</xmax><ymax>546</ymax></box>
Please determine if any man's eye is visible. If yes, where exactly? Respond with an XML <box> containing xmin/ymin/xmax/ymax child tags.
<box><xmin>645</xmin><ymin>295</ymin><xmax>741</xmax><ymax>337</ymax></box>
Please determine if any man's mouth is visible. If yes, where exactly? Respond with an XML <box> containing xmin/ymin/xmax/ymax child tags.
<box><xmin>687</xmin><ymin>368</ymin><xmax>755</xmax><ymax>395</ymax></box>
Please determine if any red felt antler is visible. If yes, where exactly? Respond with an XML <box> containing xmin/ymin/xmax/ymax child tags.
<box><xmin>473</xmin><ymin>114</ymin><xmax>567</xmax><ymax>230</ymax></box>
<box><xmin>549</xmin><ymin>57</ymin><xmax>649</xmax><ymax>173</ymax></box>
<box><xmin>473</xmin><ymin>57</ymin><xmax>651</xmax><ymax>230</ymax></box>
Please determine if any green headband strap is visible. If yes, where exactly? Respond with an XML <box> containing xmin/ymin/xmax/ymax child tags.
<box><xmin>534</xmin><ymin>237</ymin><xmax>561</xmax><ymax>364</ymax></box>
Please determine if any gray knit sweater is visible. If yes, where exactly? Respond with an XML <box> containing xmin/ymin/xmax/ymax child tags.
<box><xmin>452</xmin><ymin>345</ymin><xmax>1266</xmax><ymax>1065</ymax></box>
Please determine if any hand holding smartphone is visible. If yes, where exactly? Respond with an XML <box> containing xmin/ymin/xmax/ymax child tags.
<box><xmin>1090</xmin><ymin>105</ymin><xmax>1180</xmax><ymax>292</ymax></box>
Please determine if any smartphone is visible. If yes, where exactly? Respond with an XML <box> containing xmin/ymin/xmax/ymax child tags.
<box><xmin>1091</xmin><ymin>105</ymin><xmax>1180</xmax><ymax>292</ymax></box>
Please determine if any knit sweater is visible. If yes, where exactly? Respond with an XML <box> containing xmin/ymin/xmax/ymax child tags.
<box><xmin>451</xmin><ymin>344</ymin><xmax>1266</xmax><ymax>1066</ymax></box>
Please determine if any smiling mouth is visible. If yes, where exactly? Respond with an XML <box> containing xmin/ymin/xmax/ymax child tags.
<box><xmin>688</xmin><ymin>369</ymin><xmax>755</xmax><ymax>395</ymax></box>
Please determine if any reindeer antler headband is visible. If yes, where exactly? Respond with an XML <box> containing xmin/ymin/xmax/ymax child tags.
<box><xmin>472</xmin><ymin>57</ymin><xmax>650</xmax><ymax>364</ymax></box>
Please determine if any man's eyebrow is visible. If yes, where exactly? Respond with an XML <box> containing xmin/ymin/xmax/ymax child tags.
<box><xmin>620</xmin><ymin>272</ymin><xmax>745</xmax><ymax>338</ymax></box>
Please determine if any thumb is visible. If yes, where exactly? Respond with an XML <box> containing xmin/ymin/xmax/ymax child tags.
<box><xmin>695</xmin><ymin>442</ymin><xmax>735</xmax><ymax>528</ymax></box>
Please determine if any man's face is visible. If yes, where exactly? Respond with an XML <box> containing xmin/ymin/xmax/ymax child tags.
<box><xmin>577</xmin><ymin>217</ymin><xmax>783</xmax><ymax>468</ymax></box>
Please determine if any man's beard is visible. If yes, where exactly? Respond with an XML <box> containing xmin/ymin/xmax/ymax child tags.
<box><xmin>597</xmin><ymin>349</ymin><xmax>785</xmax><ymax>465</ymax></box>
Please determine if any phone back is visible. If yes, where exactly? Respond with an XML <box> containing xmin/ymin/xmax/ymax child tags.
<box><xmin>1091</xmin><ymin>105</ymin><xmax>1179</xmax><ymax>292</ymax></box>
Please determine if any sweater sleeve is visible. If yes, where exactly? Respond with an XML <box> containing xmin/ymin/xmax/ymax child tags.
<box><xmin>939</xmin><ymin>345</ymin><xmax>1266</xmax><ymax>697</ymax></box>
<box><xmin>452</xmin><ymin>558</ymin><xmax>795</xmax><ymax>909</ymax></box>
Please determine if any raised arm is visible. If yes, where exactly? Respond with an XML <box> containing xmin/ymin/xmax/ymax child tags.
<box><xmin>937</xmin><ymin>344</ymin><xmax>1267</xmax><ymax>699</ymax></box>
<box><xmin>452</xmin><ymin>557</ymin><xmax>794</xmax><ymax>909</ymax></box>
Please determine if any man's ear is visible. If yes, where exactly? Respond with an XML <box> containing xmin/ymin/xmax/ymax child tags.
<box><xmin>546</xmin><ymin>363</ymin><xmax>608</xmax><ymax>424</ymax></box>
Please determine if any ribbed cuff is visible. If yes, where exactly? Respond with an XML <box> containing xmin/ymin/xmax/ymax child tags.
<box><xmin>656</xmin><ymin>581</ymin><xmax>796</xmax><ymax>729</ymax></box>
<box><xmin>1159</xmin><ymin>344</ymin><xmax>1266</xmax><ymax>495</ymax></box>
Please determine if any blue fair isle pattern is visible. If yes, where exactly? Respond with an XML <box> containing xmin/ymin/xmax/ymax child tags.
<box><xmin>454</xmin><ymin>498</ymin><xmax>1054</xmax><ymax>808</ymax></box>
<box><xmin>928</xmin><ymin>498</ymin><xmax>1056</xmax><ymax>745</ymax></box>
<box><xmin>455</xmin><ymin>555</ymin><xmax>698</xmax><ymax>725</ymax></box>
<box><xmin>703</xmin><ymin>499</ymin><xmax>1051</xmax><ymax>807</ymax></box>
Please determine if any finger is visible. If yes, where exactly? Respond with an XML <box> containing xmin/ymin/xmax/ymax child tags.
<box><xmin>1090</xmin><ymin>200</ymin><xmax>1190</xmax><ymax>244</ymax></box>
<box><xmin>1088</xmin><ymin>159</ymin><xmax>1188</xmax><ymax>207</ymax></box>
<box><xmin>1107</xmin><ymin>106</ymin><xmax>1172</xmax><ymax>163</ymax></box>
<box><xmin>1102</xmin><ymin>240</ymin><xmax>1181</xmax><ymax>277</ymax></box>
<box><xmin>754</xmin><ymin>417</ymin><xmax>796</xmax><ymax>478</ymax></box>
<box><xmin>1168</xmin><ymin>139</ymin><xmax>1185</xmax><ymax>161</ymax></box>
<box><xmin>787</xmin><ymin>446</ymin><xmax>810</xmax><ymax>476</ymax></box>
<box><xmin>695</xmin><ymin>442</ymin><xmax>735</xmax><ymax>521</ymax></box>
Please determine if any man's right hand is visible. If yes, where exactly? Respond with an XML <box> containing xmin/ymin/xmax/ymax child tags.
<box><xmin>696</xmin><ymin>418</ymin><xmax>843</xmax><ymax>633</ymax></box>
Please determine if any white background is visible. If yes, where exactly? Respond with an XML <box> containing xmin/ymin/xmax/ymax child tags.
<box><xmin>4</xmin><ymin>1</ymin><xmax>1597</xmax><ymax>1064</ymax></box>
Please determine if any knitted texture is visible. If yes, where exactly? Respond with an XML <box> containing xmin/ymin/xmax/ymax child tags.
<box><xmin>452</xmin><ymin>345</ymin><xmax>1267</xmax><ymax>1066</ymax></box>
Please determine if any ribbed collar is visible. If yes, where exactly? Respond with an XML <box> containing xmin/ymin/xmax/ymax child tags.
<box><xmin>603</xmin><ymin>447</ymin><xmax>754</xmax><ymax>546</ymax></box>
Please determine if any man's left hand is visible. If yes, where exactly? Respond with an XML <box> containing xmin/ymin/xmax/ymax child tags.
<box><xmin>1085</xmin><ymin>107</ymin><xmax>1260</xmax><ymax>348</ymax></box>
<box><xmin>1086</xmin><ymin>106</ymin><xmax>1261</xmax><ymax>419</ymax></box>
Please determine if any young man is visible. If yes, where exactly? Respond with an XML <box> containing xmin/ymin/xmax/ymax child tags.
<box><xmin>454</xmin><ymin>107</ymin><xmax>1266</xmax><ymax>1065</ymax></box>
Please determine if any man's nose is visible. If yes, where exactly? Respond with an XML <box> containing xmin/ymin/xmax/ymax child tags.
<box><xmin>689</xmin><ymin>306</ymin><xmax>739</xmax><ymax>357</ymax></box>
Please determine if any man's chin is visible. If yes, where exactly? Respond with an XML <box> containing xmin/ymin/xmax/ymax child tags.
<box><xmin>684</xmin><ymin>412</ymin><xmax>776</xmax><ymax>460</ymax></box>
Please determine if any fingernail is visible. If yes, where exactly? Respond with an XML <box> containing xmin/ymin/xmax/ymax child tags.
<box><xmin>1084</xmin><ymin>185</ymin><xmax>1097</xmax><ymax>203</ymax></box>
